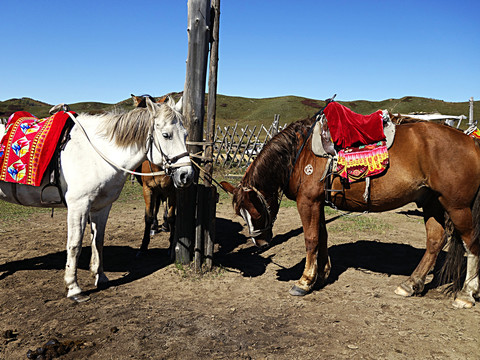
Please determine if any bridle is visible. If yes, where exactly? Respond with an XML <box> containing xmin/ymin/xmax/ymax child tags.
<box><xmin>240</xmin><ymin>185</ymin><xmax>278</xmax><ymax>238</ymax></box>
<box><xmin>145</xmin><ymin>121</ymin><xmax>190</xmax><ymax>176</ymax></box>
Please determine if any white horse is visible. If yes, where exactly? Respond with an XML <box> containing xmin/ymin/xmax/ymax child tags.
<box><xmin>0</xmin><ymin>97</ymin><xmax>194</xmax><ymax>302</ymax></box>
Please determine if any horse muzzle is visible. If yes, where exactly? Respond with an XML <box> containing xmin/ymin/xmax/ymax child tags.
<box><xmin>171</xmin><ymin>165</ymin><xmax>194</xmax><ymax>188</ymax></box>
<box><xmin>250</xmin><ymin>228</ymin><xmax>272</xmax><ymax>248</ymax></box>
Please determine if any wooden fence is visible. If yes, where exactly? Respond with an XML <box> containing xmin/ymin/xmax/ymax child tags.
<box><xmin>213</xmin><ymin>115</ymin><xmax>286</xmax><ymax>168</ymax></box>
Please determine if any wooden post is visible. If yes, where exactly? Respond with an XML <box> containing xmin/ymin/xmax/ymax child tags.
<box><xmin>183</xmin><ymin>0</ymin><xmax>211</xmax><ymax>159</ymax></box>
<box><xmin>205</xmin><ymin>0</ymin><xmax>220</xmax><ymax>186</ymax></box>
<box><xmin>175</xmin><ymin>0</ymin><xmax>211</xmax><ymax>264</ymax></box>
<box><xmin>203</xmin><ymin>0</ymin><xmax>220</xmax><ymax>270</ymax></box>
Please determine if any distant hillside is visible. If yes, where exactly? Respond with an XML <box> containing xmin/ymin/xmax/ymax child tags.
<box><xmin>1</xmin><ymin>95</ymin><xmax>478</xmax><ymax>129</ymax></box>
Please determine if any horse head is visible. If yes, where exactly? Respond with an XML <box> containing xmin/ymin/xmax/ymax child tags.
<box><xmin>221</xmin><ymin>181</ymin><xmax>274</xmax><ymax>248</ymax></box>
<box><xmin>143</xmin><ymin>96</ymin><xmax>194</xmax><ymax>188</ymax></box>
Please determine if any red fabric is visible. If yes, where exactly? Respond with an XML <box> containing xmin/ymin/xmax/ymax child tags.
<box><xmin>323</xmin><ymin>102</ymin><xmax>386</xmax><ymax>148</ymax></box>
<box><xmin>0</xmin><ymin>111</ymin><xmax>72</xmax><ymax>186</ymax></box>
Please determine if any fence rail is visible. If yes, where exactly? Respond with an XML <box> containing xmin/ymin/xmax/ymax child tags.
<box><xmin>212</xmin><ymin>114</ymin><xmax>286</xmax><ymax>168</ymax></box>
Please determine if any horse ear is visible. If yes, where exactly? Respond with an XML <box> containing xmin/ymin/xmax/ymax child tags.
<box><xmin>220</xmin><ymin>181</ymin><xmax>236</xmax><ymax>194</ymax></box>
<box><xmin>132</xmin><ymin>94</ymin><xmax>147</xmax><ymax>108</ymax></box>
<box><xmin>158</xmin><ymin>95</ymin><xmax>169</xmax><ymax>104</ymax></box>
<box><xmin>174</xmin><ymin>97</ymin><xmax>183</xmax><ymax>113</ymax></box>
<box><xmin>146</xmin><ymin>97</ymin><xmax>157</xmax><ymax>115</ymax></box>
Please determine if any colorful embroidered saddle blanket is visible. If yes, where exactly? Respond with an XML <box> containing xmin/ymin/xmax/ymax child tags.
<box><xmin>324</xmin><ymin>101</ymin><xmax>386</xmax><ymax>148</ymax></box>
<box><xmin>336</xmin><ymin>141</ymin><xmax>389</xmax><ymax>182</ymax></box>
<box><xmin>0</xmin><ymin>111</ymin><xmax>72</xmax><ymax>186</ymax></box>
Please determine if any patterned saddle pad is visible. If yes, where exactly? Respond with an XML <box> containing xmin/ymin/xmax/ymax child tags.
<box><xmin>0</xmin><ymin>111</ymin><xmax>72</xmax><ymax>186</ymax></box>
<box><xmin>336</xmin><ymin>141</ymin><xmax>389</xmax><ymax>182</ymax></box>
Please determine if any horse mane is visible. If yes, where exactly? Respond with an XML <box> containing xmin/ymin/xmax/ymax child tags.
<box><xmin>389</xmin><ymin>112</ymin><xmax>427</xmax><ymax>125</ymax></box>
<box><xmin>98</xmin><ymin>103</ymin><xmax>179</xmax><ymax>147</ymax></box>
<box><xmin>234</xmin><ymin>116</ymin><xmax>315</xmax><ymax>212</ymax></box>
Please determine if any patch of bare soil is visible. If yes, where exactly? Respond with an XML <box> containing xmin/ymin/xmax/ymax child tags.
<box><xmin>1</xmin><ymin>185</ymin><xmax>479</xmax><ymax>359</ymax></box>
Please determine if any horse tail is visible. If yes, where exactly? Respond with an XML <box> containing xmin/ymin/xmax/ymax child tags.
<box><xmin>439</xmin><ymin>213</ymin><xmax>465</xmax><ymax>293</ymax></box>
<box><xmin>439</xmin><ymin>187</ymin><xmax>480</xmax><ymax>292</ymax></box>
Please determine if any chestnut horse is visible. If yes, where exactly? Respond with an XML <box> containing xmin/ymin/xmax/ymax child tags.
<box><xmin>222</xmin><ymin>114</ymin><xmax>480</xmax><ymax>308</ymax></box>
<box><xmin>132</xmin><ymin>95</ymin><xmax>176</xmax><ymax>255</ymax></box>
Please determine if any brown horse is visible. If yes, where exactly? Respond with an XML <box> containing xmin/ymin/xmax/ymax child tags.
<box><xmin>222</xmin><ymin>112</ymin><xmax>480</xmax><ymax>308</ymax></box>
<box><xmin>132</xmin><ymin>95</ymin><xmax>176</xmax><ymax>255</ymax></box>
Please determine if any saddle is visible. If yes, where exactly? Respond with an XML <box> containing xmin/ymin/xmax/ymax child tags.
<box><xmin>311</xmin><ymin>101</ymin><xmax>396</xmax><ymax>204</ymax></box>
<box><xmin>312</xmin><ymin>102</ymin><xmax>396</xmax><ymax>157</ymax></box>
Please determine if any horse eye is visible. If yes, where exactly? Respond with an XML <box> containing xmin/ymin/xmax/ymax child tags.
<box><xmin>162</xmin><ymin>132</ymin><xmax>172</xmax><ymax>140</ymax></box>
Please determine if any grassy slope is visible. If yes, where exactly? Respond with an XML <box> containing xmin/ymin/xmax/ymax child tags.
<box><xmin>1</xmin><ymin>94</ymin><xmax>478</xmax><ymax>129</ymax></box>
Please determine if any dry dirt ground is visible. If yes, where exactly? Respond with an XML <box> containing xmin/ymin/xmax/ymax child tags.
<box><xmin>1</xmin><ymin>182</ymin><xmax>479</xmax><ymax>359</ymax></box>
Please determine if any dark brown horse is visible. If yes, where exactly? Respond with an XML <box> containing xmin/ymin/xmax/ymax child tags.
<box><xmin>222</xmin><ymin>112</ymin><xmax>480</xmax><ymax>309</ymax></box>
<box><xmin>132</xmin><ymin>95</ymin><xmax>176</xmax><ymax>254</ymax></box>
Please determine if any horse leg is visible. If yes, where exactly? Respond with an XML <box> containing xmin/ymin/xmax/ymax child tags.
<box><xmin>64</xmin><ymin>206</ymin><xmax>90</xmax><ymax>302</ymax></box>
<box><xmin>139</xmin><ymin>187</ymin><xmax>155</xmax><ymax>254</ymax></box>
<box><xmin>152</xmin><ymin>192</ymin><xmax>162</xmax><ymax>233</ymax></box>
<box><xmin>166</xmin><ymin>195</ymin><xmax>176</xmax><ymax>259</ymax></box>
<box><xmin>290</xmin><ymin>204</ymin><xmax>330</xmax><ymax>296</ymax></box>
<box><xmin>160</xmin><ymin>203</ymin><xmax>170</xmax><ymax>232</ymax></box>
<box><xmin>454</xmin><ymin>253</ymin><xmax>480</xmax><ymax>308</ymax></box>
<box><xmin>395</xmin><ymin>199</ymin><xmax>446</xmax><ymax>297</ymax></box>
<box><xmin>89</xmin><ymin>205</ymin><xmax>111</xmax><ymax>289</ymax></box>
<box><xmin>446</xmin><ymin>208</ymin><xmax>479</xmax><ymax>308</ymax></box>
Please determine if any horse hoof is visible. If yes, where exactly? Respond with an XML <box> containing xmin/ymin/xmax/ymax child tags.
<box><xmin>394</xmin><ymin>283</ymin><xmax>414</xmax><ymax>297</ymax></box>
<box><xmin>289</xmin><ymin>285</ymin><xmax>309</xmax><ymax>296</ymax></box>
<box><xmin>452</xmin><ymin>297</ymin><xmax>475</xmax><ymax>309</ymax></box>
<box><xmin>68</xmin><ymin>293</ymin><xmax>90</xmax><ymax>303</ymax></box>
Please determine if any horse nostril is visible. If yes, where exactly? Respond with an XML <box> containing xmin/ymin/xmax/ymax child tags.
<box><xmin>179</xmin><ymin>169</ymin><xmax>193</xmax><ymax>185</ymax></box>
<box><xmin>180</xmin><ymin>172</ymin><xmax>187</xmax><ymax>184</ymax></box>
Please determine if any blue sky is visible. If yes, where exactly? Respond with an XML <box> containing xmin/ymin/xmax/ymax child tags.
<box><xmin>0</xmin><ymin>0</ymin><xmax>478</xmax><ymax>104</ymax></box>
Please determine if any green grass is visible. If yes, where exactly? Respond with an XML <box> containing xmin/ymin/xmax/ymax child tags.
<box><xmin>116</xmin><ymin>179</ymin><xmax>144</xmax><ymax>203</ymax></box>
<box><xmin>2</xmin><ymin>95</ymin><xmax>477</xmax><ymax>131</ymax></box>
<box><xmin>0</xmin><ymin>201</ymin><xmax>52</xmax><ymax>223</ymax></box>
<box><xmin>327</xmin><ymin>209</ymin><xmax>391</xmax><ymax>235</ymax></box>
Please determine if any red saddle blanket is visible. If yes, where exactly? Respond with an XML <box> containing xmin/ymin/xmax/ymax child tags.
<box><xmin>0</xmin><ymin>111</ymin><xmax>72</xmax><ymax>186</ymax></box>
<box><xmin>336</xmin><ymin>141</ymin><xmax>389</xmax><ymax>182</ymax></box>
<box><xmin>324</xmin><ymin>102</ymin><xmax>386</xmax><ymax>148</ymax></box>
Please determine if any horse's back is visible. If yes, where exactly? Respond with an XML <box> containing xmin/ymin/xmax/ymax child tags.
<box><xmin>393</xmin><ymin>121</ymin><xmax>480</xmax><ymax>174</ymax></box>
<box><xmin>389</xmin><ymin>121</ymin><xmax>480</xmax><ymax>203</ymax></box>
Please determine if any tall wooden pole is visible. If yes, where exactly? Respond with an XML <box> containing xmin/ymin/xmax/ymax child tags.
<box><xmin>175</xmin><ymin>0</ymin><xmax>211</xmax><ymax>264</ymax></box>
<box><xmin>205</xmin><ymin>0</ymin><xmax>220</xmax><ymax>186</ymax></box>
<box><xmin>202</xmin><ymin>0</ymin><xmax>220</xmax><ymax>270</ymax></box>
<box><xmin>184</xmin><ymin>0</ymin><xmax>211</xmax><ymax>160</ymax></box>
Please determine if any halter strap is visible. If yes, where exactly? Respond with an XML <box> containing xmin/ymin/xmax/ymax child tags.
<box><xmin>243</xmin><ymin>185</ymin><xmax>276</xmax><ymax>238</ymax></box>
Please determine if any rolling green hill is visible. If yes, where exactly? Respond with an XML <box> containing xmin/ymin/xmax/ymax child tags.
<box><xmin>1</xmin><ymin>94</ymin><xmax>478</xmax><ymax>129</ymax></box>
